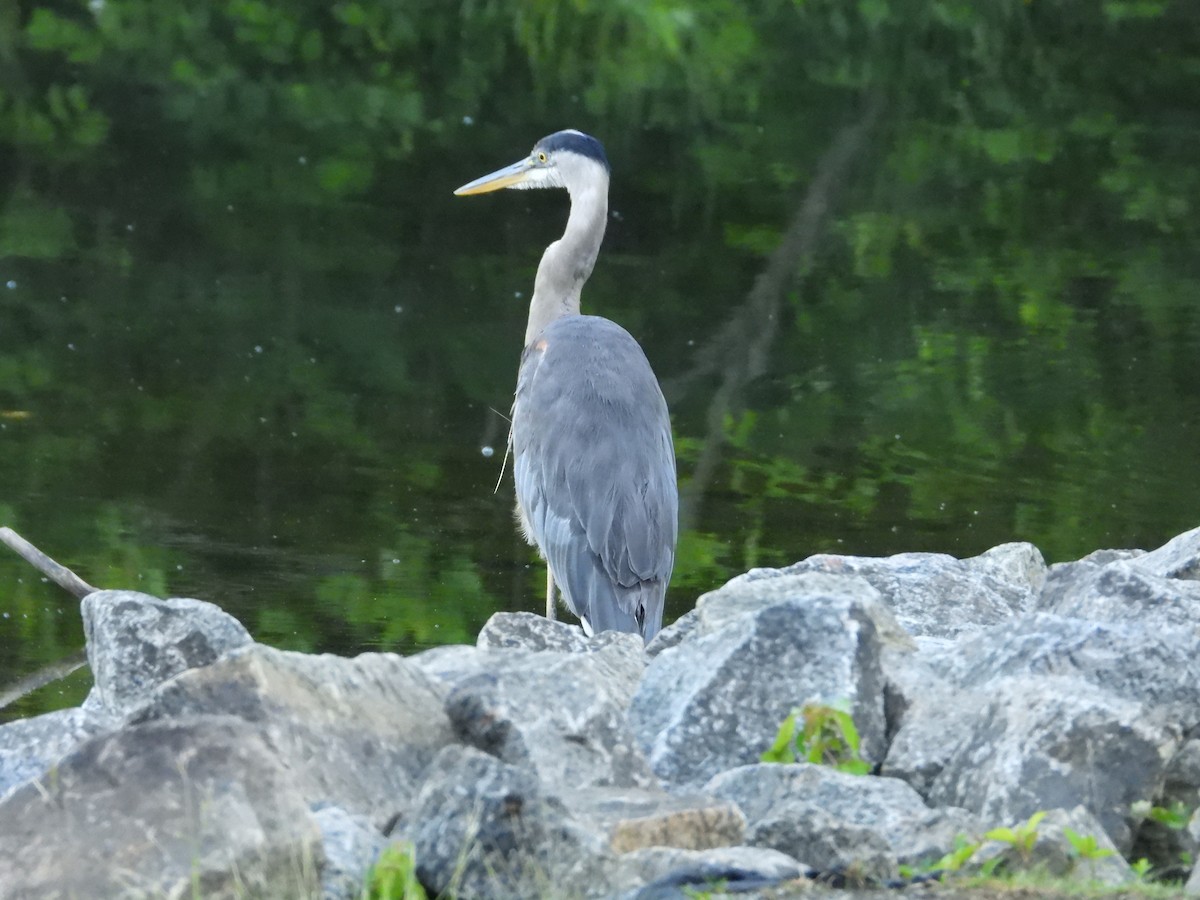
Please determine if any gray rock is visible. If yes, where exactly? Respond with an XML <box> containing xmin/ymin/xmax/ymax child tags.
<box><xmin>882</xmin><ymin>666</ymin><xmax>985</xmax><ymax>797</ymax></box>
<box><xmin>706</xmin><ymin>763</ymin><xmax>980</xmax><ymax>881</ymax></box>
<box><xmin>403</xmin><ymin>744</ymin><xmax>612</xmax><ymax>899</ymax></box>
<box><xmin>0</xmin><ymin>706</ymin><xmax>113</xmax><ymax>800</ymax></box>
<box><xmin>477</xmin><ymin>610</ymin><xmax>591</xmax><ymax>650</ymax></box>
<box><xmin>1038</xmin><ymin>559</ymin><xmax>1200</xmax><ymax>634</ymax></box>
<box><xmin>931</xmin><ymin>612</ymin><xmax>1200</xmax><ymax>725</ymax></box>
<box><xmin>438</xmin><ymin>636</ymin><xmax>650</xmax><ymax>791</ymax></box>
<box><xmin>81</xmin><ymin>589</ymin><xmax>252</xmax><ymax>717</ymax></box>
<box><xmin>769</xmin><ymin>544</ymin><xmax>1043</xmax><ymax>639</ymax></box>
<box><xmin>614</xmin><ymin>846</ymin><xmax>806</xmax><ymax>899</ymax></box>
<box><xmin>630</xmin><ymin>573</ymin><xmax>887</xmax><ymax>789</ymax></box>
<box><xmin>926</xmin><ymin>675</ymin><xmax>1178</xmax><ymax>853</ymax></box>
<box><xmin>128</xmin><ymin>643</ymin><xmax>453</xmax><ymax>830</ymax></box>
<box><xmin>408</xmin><ymin>642</ymin><xmax>483</xmax><ymax>682</ymax></box>
<box><xmin>644</xmin><ymin>607</ymin><xmax>700</xmax><ymax>658</ymax></box>
<box><xmin>563</xmin><ymin>786</ymin><xmax>745</xmax><ymax>853</ymax></box>
<box><xmin>0</xmin><ymin>716</ymin><xmax>321</xmax><ymax>899</ymax></box>
<box><xmin>314</xmin><ymin>805</ymin><xmax>387</xmax><ymax>900</ymax></box>
<box><xmin>1077</xmin><ymin>548</ymin><xmax>1146</xmax><ymax>566</ymax></box>
<box><xmin>1131</xmin><ymin>525</ymin><xmax>1200</xmax><ymax>580</ymax></box>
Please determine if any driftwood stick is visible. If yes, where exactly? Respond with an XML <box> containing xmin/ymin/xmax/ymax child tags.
<box><xmin>0</xmin><ymin>526</ymin><xmax>98</xmax><ymax>599</ymax></box>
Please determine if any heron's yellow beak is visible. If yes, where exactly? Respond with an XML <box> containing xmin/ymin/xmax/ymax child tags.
<box><xmin>454</xmin><ymin>158</ymin><xmax>533</xmax><ymax>196</ymax></box>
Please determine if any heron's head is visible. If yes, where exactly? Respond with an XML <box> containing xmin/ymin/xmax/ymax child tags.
<box><xmin>454</xmin><ymin>130</ymin><xmax>610</xmax><ymax>198</ymax></box>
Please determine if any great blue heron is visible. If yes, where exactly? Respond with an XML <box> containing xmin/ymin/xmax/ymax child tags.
<box><xmin>455</xmin><ymin>130</ymin><xmax>677</xmax><ymax>642</ymax></box>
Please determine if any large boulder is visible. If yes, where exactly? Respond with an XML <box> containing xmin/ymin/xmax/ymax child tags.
<box><xmin>705</xmin><ymin>762</ymin><xmax>980</xmax><ymax>881</ymax></box>
<box><xmin>402</xmin><ymin>745</ymin><xmax>612</xmax><ymax>898</ymax></box>
<box><xmin>929</xmin><ymin>612</ymin><xmax>1200</xmax><ymax>725</ymax></box>
<box><xmin>0</xmin><ymin>707</ymin><xmax>112</xmax><ymax>800</ymax></box>
<box><xmin>1037</xmin><ymin>557</ymin><xmax>1200</xmax><ymax>634</ymax></box>
<box><xmin>0</xmin><ymin>716</ymin><xmax>321</xmax><ymax>899</ymax></box>
<box><xmin>924</xmin><ymin>675</ymin><xmax>1177</xmax><ymax>853</ymax></box>
<box><xmin>629</xmin><ymin>572</ymin><xmax>888</xmax><ymax>789</ymax></box>
<box><xmin>81</xmin><ymin>590</ymin><xmax>252</xmax><ymax>717</ymax></box>
<box><xmin>418</xmin><ymin>631</ymin><xmax>651</xmax><ymax>792</ymax></box>
<box><xmin>127</xmin><ymin>643</ymin><xmax>454</xmax><ymax>830</ymax></box>
<box><xmin>771</xmin><ymin>542</ymin><xmax>1045</xmax><ymax>640</ymax></box>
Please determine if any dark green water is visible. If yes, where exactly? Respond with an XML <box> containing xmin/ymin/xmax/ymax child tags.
<box><xmin>3</xmin><ymin>2</ymin><xmax>1198</xmax><ymax>720</ymax></box>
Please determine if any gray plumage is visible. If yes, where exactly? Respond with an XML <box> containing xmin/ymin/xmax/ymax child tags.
<box><xmin>455</xmin><ymin>130</ymin><xmax>678</xmax><ymax>641</ymax></box>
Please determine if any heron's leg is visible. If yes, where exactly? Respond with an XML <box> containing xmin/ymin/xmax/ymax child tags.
<box><xmin>545</xmin><ymin>568</ymin><xmax>557</xmax><ymax>621</ymax></box>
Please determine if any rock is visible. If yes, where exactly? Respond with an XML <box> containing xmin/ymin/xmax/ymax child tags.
<box><xmin>563</xmin><ymin>786</ymin><xmax>745</xmax><ymax>853</ymax></box>
<box><xmin>705</xmin><ymin>763</ymin><xmax>980</xmax><ymax>881</ymax></box>
<box><xmin>614</xmin><ymin>846</ymin><xmax>807</xmax><ymax>899</ymax></box>
<box><xmin>477</xmin><ymin>610</ymin><xmax>592</xmax><ymax>650</ymax></box>
<box><xmin>972</xmin><ymin>806</ymin><xmax>1132</xmax><ymax>886</ymax></box>
<box><xmin>771</xmin><ymin>543</ymin><xmax>1044</xmax><ymax>639</ymax></box>
<box><xmin>629</xmin><ymin>572</ymin><xmax>887</xmax><ymax>789</ymax></box>
<box><xmin>313</xmin><ymin>805</ymin><xmax>387</xmax><ymax>900</ymax></box>
<box><xmin>81</xmin><ymin>589</ymin><xmax>252</xmax><ymax>717</ymax></box>
<box><xmin>0</xmin><ymin>707</ymin><xmax>113</xmax><ymax>800</ymax></box>
<box><xmin>882</xmin><ymin>666</ymin><xmax>983</xmax><ymax>798</ymax></box>
<box><xmin>644</xmin><ymin>607</ymin><xmax>700</xmax><ymax>657</ymax></box>
<box><xmin>925</xmin><ymin>675</ymin><xmax>1178</xmax><ymax>853</ymax></box>
<box><xmin>1130</xmin><ymin>525</ymin><xmax>1200</xmax><ymax>580</ymax></box>
<box><xmin>1037</xmin><ymin>558</ymin><xmax>1200</xmax><ymax>633</ymax></box>
<box><xmin>434</xmin><ymin>636</ymin><xmax>650</xmax><ymax>791</ymax></box>
<box><xmin>403</xmin><ymin>745</ymin><xmax>611</xmax><ymax>899</ymax></box>
<box><xmin>408</xmin><ymin>642</ymin><xmax>484</xmax><ymax>682</ymax></box>
<box><xmin>128</xmin><ymin>643</ymin><xmax>454</xmax><ymax>830</ymax></box>
<box><xmin>931</xmin><ymin>612</ymin><xmax>1200</xmax><ymax>724</ymax></box>
<box><xmin>0</xmin><ymin>716</ymin><xmax>322</xmax><ymax>899</ymax></box>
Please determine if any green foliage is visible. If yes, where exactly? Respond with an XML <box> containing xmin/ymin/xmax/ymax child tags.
<box><xmin>761</xmin><ymin>702</ymin><xmax>870</xmax><ymax>775</ymax></box>
<box><xmin>984</xmin><ymin>810</ymin><xmax>1046</xmax><ymax>864</ymax></box>
<box><xmin>1145</xmin><ymin>802</ymin><xmax>1191</xmax><ymax>830</ymax></box>
<box><xmin>1130</xmin><ymin>857</ymin><xmax>1154</xmax><ymax>881</ymax></box>
<box><xmin>898</xmin><ymin>833</ymin><xmax>980</xmax><ymax>880</ymax></box>
<box><xmin>1063</xmin><ymin>827</ymin><xmax>1114</xmax><ymax>862</ymax></box>
<box><xmin>365</xmin><ymin>842</ymin><xmax>426</xmax><ymax>900</ymax></box>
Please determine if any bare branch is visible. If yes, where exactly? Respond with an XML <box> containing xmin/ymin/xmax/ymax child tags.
<box><xmin>0</xmin><ymin>527</ymin><xmax>98</xmax><ymax>600</ymax></box>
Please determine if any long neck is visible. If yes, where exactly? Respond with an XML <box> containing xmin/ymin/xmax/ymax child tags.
<box><xmin>524</xmin><ymin>178</ymin><xmax>609</xmax><ymax>346</ymax></box>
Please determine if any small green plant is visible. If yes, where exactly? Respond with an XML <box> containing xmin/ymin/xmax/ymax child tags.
<box><xmin>366</xmin><ymin>842</ymin><xmax>427</xmax><ymax>900</ymax></box>
<box><xmin>1147</xmin><ymin>801</ymin><xmax>1192</xmax><ymax>830</ymax></box>
<box><xmin>761</xmin><ymin>702</ymin><xmax>871</xmax><ymax>775</ymax></box>
<box><xmin>683</xmin><ymin>879</ymin><xmax>729</xmax><ymax>899</ymax></box>
<box><xmin>932</xmin><ymin>834</ymin><xmax>983</xmax><ymax>872</ymax></box>
<box><xmin>1063</xmin><ymin>827</ymin><xmax>1114</xmax><ymax>862</ymax></box>
<box><xmin>984</xmin><ymin>810</ymin><xmax>1046</xmax><ymax>864</ymax></box>
<box><xmin>898</xmin><ymin>833</ymin><xmax>981</xmax><ymax>881</ymax></box>
<box><xmin>1129</xmin><ymin>857</ymin><xmax>1153</xmax><ymax>881</ymax></box>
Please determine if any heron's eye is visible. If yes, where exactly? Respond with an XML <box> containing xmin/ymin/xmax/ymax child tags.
<box><xmin>537</xmin><ymin>151</ymin><xmax>548</xmax><ymax>164</ymax></box>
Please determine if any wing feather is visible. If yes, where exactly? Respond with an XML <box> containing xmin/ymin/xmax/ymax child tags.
<box><xmin>512</xmin><ymin>316</ymin><xmax>676</xmax><ymax>639</ymax></box>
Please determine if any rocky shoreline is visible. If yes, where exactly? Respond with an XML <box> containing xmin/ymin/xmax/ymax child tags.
<box><xmin>2</xmin><ymin>527</ymin><xmax>1199</xmax><ymax>898</ymax></box>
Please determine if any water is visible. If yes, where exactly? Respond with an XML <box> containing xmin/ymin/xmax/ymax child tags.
<box><xmin>2</xmin><ymin>3</ymin><xmax>1198</xmax><ymax>721</ymax></box>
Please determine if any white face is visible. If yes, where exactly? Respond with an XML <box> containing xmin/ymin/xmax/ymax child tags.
<box><xmin>517</xmin><ymin>147</ymin><xmax>607</xmax><ymax>194</ymax></box>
